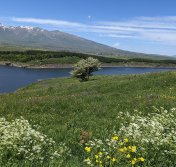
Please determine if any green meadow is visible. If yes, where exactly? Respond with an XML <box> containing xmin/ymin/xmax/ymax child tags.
<box><xmin>0</xmin><ymin>71</ymin><xmax>176</xmax><ymax>166</ymax></box>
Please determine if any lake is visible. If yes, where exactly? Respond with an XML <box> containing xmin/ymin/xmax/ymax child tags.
<box><xmin>0</xmin><ymin>65</ymin><xmax>175</xmax><ymax>93</ymax></box>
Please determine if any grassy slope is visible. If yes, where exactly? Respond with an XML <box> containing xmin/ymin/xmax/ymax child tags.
<box><xmin>0</xmin><ymin>71</ymin><xmax>176</xmax><ymax>165</ymax></box>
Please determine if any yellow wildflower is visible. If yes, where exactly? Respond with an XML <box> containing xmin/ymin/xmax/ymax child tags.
<box><xmin>95</xmin><ymin>155</ymin><xmax>99</xmax><ymax>159</ymax></box>
<box><xmin>85</xmin><ymin>147</ymin><xmax>91</xmax><ymax>153</ymax></box>
<box><xmin>124</xmin><ymin>138</ymin><xmax>129</xmax><ymax>143</ymax></box>
<box><xmin>112</xmin><ymin>157</ymin><xmax>116</xmax><ymax>162</ymax></box>
<box><xmin>96</xmin><ymin>160</ymin><xmax>99</xmax><ymax>163</ymax></box>
<box><xmin>118</xmin><ymin>142</ymin><xmax>124</xmax><ymax>146</ymax></box>
<box><xmin>98</xmin><ymin>152</ymin><xmax>103</xmax><ymax>155</ymax></box>
<box><xmin>139</xmin><ymin>157</ymin><xmax>145</xmax><ymax>162</ymax></box>
<box><xmin>131</xmin><ymin>159</ymin><xmax>136</xmax><ymax>165</ymax></box>
<box><xmin>107</xmin><ymin>155</ymin><xmax>111</xmax><ymax>159</ymax></box>
<box><xmin>123</xmin><ymin>146</ymin><xmax>127</xmax><ymax>151</ymax></box>
<box><xmin>112</xmin><ymin>136</ymin><xmax>119</xmax><ymax>140</ymax></box>
<box><xmin>131</xmin><ymin>146</ymin><xmax>137</xmax><ymax>152</ymax></box>
<box><xmin>85</xmin><ymin>157</ymin><xmax>90</xmax><ymax>161</ymax></box>
<box><xmin>131</xmin><ymin>158</ymin><xmax>137</xmax><ymax>165</ymax></box>
<box><xmin>128</xmin><ymin>146</ymin><xmax>132</xmax><ymax>150</ymax></box>
<box><xmin>126</xmin><ymin>154</ymin><xmax>131</xmax><ymax>158</ymax></box>
<box><xmin>119</xmin><ymin>148</ymin><xmax>125</xmax><ymax>152</ymax></box>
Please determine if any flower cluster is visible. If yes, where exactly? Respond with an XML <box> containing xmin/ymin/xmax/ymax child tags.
<box><xmin>160</xmin><ymin>95</ymin><xmax>176</xmax><ymax>100</ymax></box>
<box><xmin>83</xmin><ymin>134</ymin><xmax>145</xmax><ymax>167</ymax></box>
<box><xmin>119</xmin><ymin>107</ymin><xmax>176</xmax><ymax>154</ymax></box>
<box><xmin>71</xmin><ymin>57</ymin><xmax>101</xmax><ymax>81</ymax></box>
<box><xmin>0</xmin><ymin>117</ymin><xmax>71</xmax><ymax>166</ymax></box>
<box><xmin>118</xmin><ymin>107</ymin><xmax>176</xmax><ymax>165</ymax></box>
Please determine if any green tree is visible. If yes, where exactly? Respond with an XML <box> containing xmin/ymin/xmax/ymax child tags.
<box><xmin>71</xmin><ymin>57</ymin><xmax>101</xmax><ymax>81</ymax></box>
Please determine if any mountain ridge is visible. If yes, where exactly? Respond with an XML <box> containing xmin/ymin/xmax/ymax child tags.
<box><xmin>0</xmin><ymin>24</ymin><xmax>173</xmax><ymax>60</ymax></box>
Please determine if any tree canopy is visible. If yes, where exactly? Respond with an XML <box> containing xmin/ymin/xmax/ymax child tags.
<box><xmin>71</xmin><ymin>57</ymin><xmax>101</xmax><ymax>81</ymax></box>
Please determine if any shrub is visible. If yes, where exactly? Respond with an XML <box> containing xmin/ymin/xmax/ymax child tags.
<box><xmin>118</xmin><ymin>107</ymin><xmax>176</xmax><ymax>166</ymax></box>
<box><xmin>71</xmin><ymin>57</ymin><xmax>101</xmax><ymax>81</ymax></box>
<box><xmin>0</xmin><ymin>117</ymin><xmax>71</xmax><ymax>166</ymax></box>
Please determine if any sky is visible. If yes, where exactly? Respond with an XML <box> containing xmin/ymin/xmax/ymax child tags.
<box><xmin>0</xmin><ymin>0</ymin><xmax>176</xmax><ymax>56</ymax></box>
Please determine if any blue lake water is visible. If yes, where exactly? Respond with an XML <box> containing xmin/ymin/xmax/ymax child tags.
<box><xmin>0</xmin><ymin>65</ymin><xmax>175</xmax><ymax>93</ymax></box>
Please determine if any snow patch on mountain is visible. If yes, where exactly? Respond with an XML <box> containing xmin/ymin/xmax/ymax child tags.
<box><xmin>0</xmin><ymin>24</ymin><xmax>43</xmax><ymax>32</ymax></box>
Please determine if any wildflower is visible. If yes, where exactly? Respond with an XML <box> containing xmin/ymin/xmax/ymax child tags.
<box><xmin>83</xmin><ymin>133</ymin><xmax>145</xmax><ymax>166</ymax></box>
<box><xmin>112</xmin><ymin>136</ymin><xmax>119</xmax><ymax>140</ymax></box>
<box><xmin>85</xmin><ymin>157</ymin><xmax>91</xmax><ymax>161</ymax></box>
<box><xmin>98</xmin><ymin>152</ymin><xmax>103</xmax><ymax>155</ymax></box>
<box><xmin>131</xmin><ymin>158</ymin><xmax>137</xmax><ymax>165</ymax></box>
<box><xmin>107</xmin><ymin>155</ymin><xmax>111</xmax><ymax>159</ymax></box>
<box><xmin>123</xmin><ymin>147</ymin><xmax>127</xmax><ymax>151</ymax></box>
<box><xmin>124</xmin><ymin>138</ymin><xmax>128</xmax><ymax>143</ymax></box>
<box><xmin>131</xmin><ymin>146</ymin><xmax>137</xmax><ymax>152</ymax></box>
<box><xmin>131</xmin><ymin>159</ymin><xmax>136</xmax><ymax>165</ymax></box>
<box><xmin>139</xmin><ymin>157</ymin><xmax>145</xmax><ymax>162</ymax></box>
<box><xmin>119</xmin><ymin>106</ymin><xmax>176</xmax><ymax>165</ymax></box>
<box><xmin>95</xmin><ymin>155</ymin><xmax>99</xmax><ymax>159</ymax></box>
<box><xmin>85</xmin><ymin>147</ymin><xmax>91</xmax><ymax>153</ymax></box>
<box><xmin>0</xmin><ymin>117</ymin><xmax>70</xmax><ymax>166</ymax></box>
<box><xmin>119</xmin><ymin>148</ymin><xmax>125</xmax><ymax>152</ymax></box>
<box><xmin>111</xmin><ymin>157</ymin><xmax>116</xmax><ymax>162</ymax></box>
<box><xmin>126</xmin><ymin>154</ymin><xmax>131</xmax><ymax>158</ymax></box>
<box><xmin>118</xmin><ymin>142</ymin><xmax>124</xmax><ymax>146</ymax></box>
<box><xmin>84</xmin><ymin>157</ymin><xmax>92</xmax><ymax>165</ymax></box>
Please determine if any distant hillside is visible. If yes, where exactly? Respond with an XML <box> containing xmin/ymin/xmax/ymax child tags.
<box><xmin>0</xmin><ymin>50</ymin><xmax>176</xmax><ymax>68</ymax></box>
<box><xmin>0</xmin><ymin>25</ymin><xmax>173</xmax><ymax>60</ymax></box>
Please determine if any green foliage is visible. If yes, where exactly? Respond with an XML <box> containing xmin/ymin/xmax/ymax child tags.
<box><xmin>71</xmin><ymin>57</ymin><xmax>101</xmax><ymax>81</ymax></box>
<box><xmin>0</xmin><ymin>117</ymin><xmax>71</xmax><ymax>166</ymax></box>
<box><xmin>118</xmin><ymin>107</ymin><xmax>176</xmax><ymax>166</ymax></box>
<box><xmin>41</xmin><ymin>56</ymin><xmax>80</xmax><ymax>64</ymax></box>
<box><xmin>0</xmin><ymin>50</ymin><xmax>122</xmax><ymax>64</ymax></box>
<box><xmin>83</xmin><ymin>134</ymin><xmax>145</xmax><ymax>167</ymax></box>
<box><xmin>0</xmin><ymin>50</ymin><xmax>176</xmax><ymax>66</ymax></box>
<box><xmin>0</xmin><ymin>71</ymin><xmax>176</xmax><ymax>166</ymax></box>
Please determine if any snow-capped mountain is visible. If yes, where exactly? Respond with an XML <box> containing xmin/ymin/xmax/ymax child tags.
<box><xmin>0</xmin><ymin>24</ymin><xmax>170</xmax><ymax>59</ymax></box>
<box><xmin>0</xmin><ymin>24</ymin><xmax>121</xmax><ymax>55</ymax></box>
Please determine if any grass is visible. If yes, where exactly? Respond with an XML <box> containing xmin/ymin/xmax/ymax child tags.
<box><xmin>0</xmin><ymin>71</ymin><xmax>176</xmax><ymax>166</ymax></box>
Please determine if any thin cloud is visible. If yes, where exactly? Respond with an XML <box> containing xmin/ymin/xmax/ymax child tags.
<box><xmin>11</xmin><ymin>17</ymin><xmax>86</xmax><ymax>28</ymax></box>
<box><xmin>113</xmin><ymin>42</ymin><xmax>120</xmax><ymax>48</ymax></box>
<box><xmin>2</xmin><ymin>16</ymin><xmax>176</xmax><ymax>45</ymax></box>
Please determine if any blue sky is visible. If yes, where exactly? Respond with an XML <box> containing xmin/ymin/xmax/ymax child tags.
<box><xmin>0</xmin><ymin>0</ymin><xmax>176</xmax><ymax>56</ymax></box>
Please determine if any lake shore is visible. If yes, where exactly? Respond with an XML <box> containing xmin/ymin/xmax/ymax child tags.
<box><xmin>0</xmin><ymin>61</ymin><xmax>176</xmax><ymax>69</ymax></box>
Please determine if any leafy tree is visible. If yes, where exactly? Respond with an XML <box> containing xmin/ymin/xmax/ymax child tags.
<box><xmin>71</xmin><ymin>57</ymin><xmax>101</xmax><ymax>81</ymax></box>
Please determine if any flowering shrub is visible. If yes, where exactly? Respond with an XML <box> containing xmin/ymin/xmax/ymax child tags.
<box><xmin>118</xmin><ymin>107</ymin><xmax>176</xmax><ymax>165</ymax></box>
<box><xmin>71</xmin><ymin>57</ymin><xmax>101</xmax><ymax>81</ymax></box>
<box><xmin>0</xmin><ymin>117</ymin><xmax>71</xmax><ymax>166</ymax></box>
<box><xmin>83</xmin><ymin>134</ymin><xmax>145</xmax><ymax>167</ymax></box>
